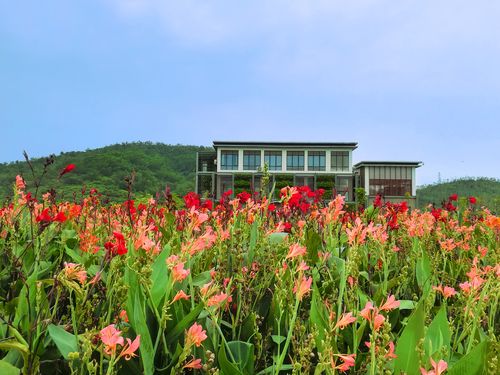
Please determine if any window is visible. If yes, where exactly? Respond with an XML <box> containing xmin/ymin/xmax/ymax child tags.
<box><xmin>368</xmin><ymin>166</ymin><xmax>412</xmax><ymax>196</ymax></box>
<box><xmin>336</xmin><ymin>175</ymin><xmax>353</xmax><ymax>201</ymax></box>
<box><xmin>220</xmin><ymin>150</ymin><xmax>238</xmax><ymax>170</ymax></box>
<box><xmin>243</xmin><ymin>150</ymin><xmax>261</xmax><ymax>170</ymax></box>
<box><xmin>264</xmin><ymin>151</ymin><xmax>282</xmax><ymax>171</ymax></box>
<box><xmin>287</xmin><ymin>151</ymin><xmax>304</xmax><ymax>171</ymax></box>
<box><xmin>295</xmin><ymin>176</ymin><xmax>315</xmax><ymax>190</ymax></box>
<box><xmin>219</xmin><ymin>175</ymin><xmax>233</xmax><ymax>197</ymax></box>
<box><xmin>331</xmin><ymin>151</ymin><xmax>349</xmax><ymax>171</ymax></box>
<box><xmin>308</xmin><ymin>151</ymin><xmax>326</xmax><ymax>171</ymax></box>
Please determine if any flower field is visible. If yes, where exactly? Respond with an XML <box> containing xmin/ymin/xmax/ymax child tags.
<box><xmin>0</xmin><ymin>172</ymin><xmax>499</xmax><ymax>375</ymax></box>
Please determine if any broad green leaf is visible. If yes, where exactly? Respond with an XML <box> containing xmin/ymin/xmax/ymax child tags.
<box><xmin>394</xmin><ymin>302</ymin><xmax>425</xmax><ymax>375</ymax></box>
<box><xmin>424</xmin><ymin>305</ymin><xmax>451</xmax><ymax>359</ymax></box>
<box><xmin>150</xmin><ymin>244</ymin><xmax>171</xmax><ymax>309</ymax></box>
<box><xmin>305</xmin><ymin>228</ymin><xmax>321</xmax><ymax>264</ymax></box>
<box><xmin>126</xmin><ymin>269</ymin><xmax>154</xmax><ymax>375</ymax></box>
<box><xmin>47</xmin><ymin>324</ymin><xmax>77</xmax><ymax>360</ymax></box>
<box><xmin>166</xmin><ymin>303</ymin><xmax>203</xmax><ymax>346</ymax></box>
<box><xmin>218</xmin><ymin>343</ymin><xmax>243</xmax><ymax>375</ymax></box>
<box><xmin>0</xmin><ymin>360</ymin><xmax>20</xmax><ymax>375</ymax></box>
<box><xmin>192</xmin><ymin>271</ymin><xmax>212</xmax><ymax>287</ymax></box>
<box><xmin>268</xmin><ymin>232</ymin><xmax>287</xmax><ymax>244</ymax></box>
<box><xmin>256</xmin><ymin>364</ymin><xmax>294</xmax><ymax>374</ymax></box>
<box><xmin>309</xmin><ymin>283</ymin><xmax>328</xmax><ymax>350</ymax></box>
<box><xmin>398</xmin><ymin>300</ymin><xmax>417</xmax><ymax>310</ymax></box>
<box><xmin>227</xmin><ymin>341</ymin><xmax>255</xmax><ymax>374</ymax></box>
<box><xmin>448</xmin><ymin>341</ymin><xmax>489</xmax><ymax>375</ymax></box>
<box><xmin>416</xmin><ymin>249</ymin><xmax>432</xmax><ymax>296</ymax></box>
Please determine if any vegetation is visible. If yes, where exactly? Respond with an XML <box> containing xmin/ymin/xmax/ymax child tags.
<box><xmin>0</xmin><ymin>142</ymin><xmax>211</xmax><ymax>202</ymax></box>
<box><xmin>418</xmin><ymin>177</ymin><xmax>500</xmax><ymax>213</ymax></box>
<box><xmin>0</xmin><ymin>170</ymin><xmax>498</xmax><ymax>374</ymax></box>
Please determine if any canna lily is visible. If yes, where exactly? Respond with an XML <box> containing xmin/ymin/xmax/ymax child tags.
<box><xmin>334</xmin><ymin>312</ymin><xmax>357</xmax><ymax>330</ymax></box>
<box><xmin>185</xmin><ymin>323</ymin><xmax>207</xmax><ymax>347</ymax></box>
<box><xmin>379</xmin><ymin>295</ymin><xmax>400</xmax><ymax>311</ymax></box>
<box><xmin>100</xmin><ymin>324</ymin><xmax>124</xmax><ymax>355</ymax></box>
<box><xmin>172</xmin><ymin>290</ymin><xmax>190</xmax><ymax>302</ymax></box>
<box><xmin>433</xmin><ymin>285</ymin><xmax>457</xmax><ymax>299</ymax></box>
<box><xmin>286</xmin><ymin>243</ymin><xmax>307</xmax><ymax>259</ymax></box>
<box><xmin>183</xmin><ymin>357</ymin><xmax>203</xmax><ymax>370</ymax></box>
<box><xmin>207</xmin><ymin>292</ymin><xmax>231</xmax><ymax>308</ymax></box>
<box><xmin>118</xmin><ymin>335</ymin><xmax>141</xmax><ymax>360</ymax></box>
<box><xmin>63</xmin><ymin>262</ymin><xmax>87</xmax><ymax>285</ymax></box>
<box><xmin>293</xmin><ymin>276</ymin><xmax>312</xmax><ymax>301</ymax></box>
<box><xmin>171</xmin><ymin>262</ymin><xmax>190</xmax><ymax>283</ymax></box>
<box><xmin>420</xmin><ymin>359</ymin><xmax>448</xmax><ymax>375</ymax></box>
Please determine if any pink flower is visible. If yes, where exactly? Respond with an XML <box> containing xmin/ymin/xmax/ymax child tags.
<box><xmin>207</xmin><ymin>292</ymin><xmax>231</xmax><ymax>308</ymax></box>
<box><xmin>433</xmin><ymin>285</ymin><xmax>457</xmax><ymax>299</ymax></box>
<box><xmin>420</xmin><ymin>359</ymin><xmax>448</xmax><ymax>375</ymax></box>
<box><xmin>119</xmin><ymin>335</ymin><xmax>140</xmax><ymax>360</ymax></box>
<box><xmin>296</xmin><ymin>261</ymin><xmax>310</xmax><ymax>272</ymax></box>
<box><xmin>334</xmin><ymin>312</ymin><xmax>357</xmax><ymax>330</ymax></box>
<box><xmin>15</xmin><ymin>175</ymin><xmax>25</xmax><ymax>190</ymax></box>
<box><xmin>386</xmin><ymin>341</ymin><xmax>397</xmax><ymax>359</ymax></box>
<box><xmin>63</xmin><ymin>262</ymin><xmax>87</xmax><ymax>285</ymax></box>
<box><xmin>186</xmin><ymin>323</ymin><xmax>207</xmax><ymax>347</ymax></box>
<box><xmin>100</xmin><ymin>324</ymin><xmax>124</xmax><ymax>355</ymax></box>
<box><xmin>171</xmin><ymin>262</ymin><xmax>190</xmax><ymax>283</ymax></box>
<box><xmin>293</xmin><ymin>276</ymin><xmax>312</xmax><ymax>301</ymax></box>
<box><xmin>286</xmin><ymin>243</ymin><xmax>307</xmax><ymax>259</ymax></box>
<box><xmin>379</xmin><ymin>295</ymin><xmax>400</xmax><ymax>311</ymax></box>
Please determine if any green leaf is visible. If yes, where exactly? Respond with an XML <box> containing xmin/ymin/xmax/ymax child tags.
<box><xmin>394</xmin><ymin>302</ymin><xmax>425</xmax><ymax>375</ymax></box>
<box><xmin>398</xmin><ymin>300</ymin><xmax>417</xmax><ymax>310</ymax></box>
<box><xmin>415</xmin><ymin>242</ymin><xmax>432</xmax><ymax>296</ymax></box>
<box><xmin>305</xmin><ymin>228</ymin><xmax>321</xmax><ymax>264</ymax></box>
<box><xmin>166</xmin><ymin>303</ymin><xmax>203</xmax><ymax>346</ymax></box>
<box><xmin>268</xmin><ymin>232</ymin><xmax>287</xmax><ymax>244</ymax></box>
<box><xmin>218</xmin><ymin>343</ymin><xmax>243</xmax><ymax>375</ymax></box>
<box><xmin>246</xmin><ymin>220</ymin><xmax>259</xmax><ymax>266</ymax></box>
<box><xmin>192</xmin><ymin>271</ymin><xmax>212</xmax><ymax>287</ymax></box>
<box><xmin>126</xmin><ymin>269</ymin><xmax>154</xmax><ymax>375</ymax></box>
<box><xmin>271</xmin><ymin>335</ymin><xmax>286</xmax><ymax>345</ymax></box>
<box><xmin>150</xmin><ymin>244</ymin><xmax>171</xmax><ymax>309</ymax></box>
<box><xmin>47</xmin><ymin>324</ymin><xmax>78</xmax><ymax>360</ymax></box>
<box><xmin>448</xmin><ymin>341</ymin><xmax>489</xmax><ymax>375</ymax></box>
<box><xmin>309</xmin><ymin>283</ymin><xmax>328</xmax><ymax>351</ymax></box>
<box><xmin>0</xmin><ymin>360</ymin><xmax>20</xmax><ymax>375</ymax></box>
<box><xmin>256</xmin><ymin>364</ymin><xmax>294</xmax><ymax>374</ymax></box>
<box><xmin>424</xmin><ymin>305</ymin><xmax>451</xmax><ymax>359</ymax></box>
<box><xmin>227</xmin><ymin>341</ymin><xmax>255</xmax><ymax>374</ymax></box>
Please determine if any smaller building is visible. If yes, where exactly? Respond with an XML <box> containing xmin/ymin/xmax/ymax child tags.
<box><xmin>353</xmin><ymin>161</ymin><xmax>422</xmax><ymax>207</ymax></box>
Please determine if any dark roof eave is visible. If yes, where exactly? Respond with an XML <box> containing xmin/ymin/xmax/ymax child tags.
<box><xmin>354</xmin><ymin>161</ymin><xmax>423</xmax><ymax>168</ymax></box>
<box><xmin>213</xmin><ymin>141</ymin><xmax>358</xmax><ymax>149</ymax></box>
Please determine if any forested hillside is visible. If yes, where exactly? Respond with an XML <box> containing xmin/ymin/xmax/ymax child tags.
<box><xmin>0</xmin><ymin>142</ymin><xmax>211</xmax><ymax>201</ymax></box>
<box><xmin>417</xmin><ymin>177</ymin><xmax>500</xmax><ymax>212</ymax></box>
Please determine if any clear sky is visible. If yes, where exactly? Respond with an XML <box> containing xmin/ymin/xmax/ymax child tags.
<box><xmin>1</xmin><ymin>1</ymin><xmax>499</xmax><ymax>185</ymax></box>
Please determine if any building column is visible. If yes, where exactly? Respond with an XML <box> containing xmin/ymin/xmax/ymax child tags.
<box><xmin>238</xmin><ymin>150</ymin><xmax>244</xmax><ymax>171</ymax></box>
<box><xmin>281</xmin><ymin>150</ymin><xmax>286</xmax><ymax>172</ymax></box>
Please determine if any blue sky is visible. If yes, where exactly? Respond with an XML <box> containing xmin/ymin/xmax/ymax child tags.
<box><xmin>1</xmin><ymin>0</ymin><xmax>499</xmax><ymax>185</ymax></box>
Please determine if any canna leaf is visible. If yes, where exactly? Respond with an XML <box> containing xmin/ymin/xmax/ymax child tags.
<box><xmin>47</xmin><ymin>324</ymin><xmax>77</xmax><ymax>360</ymax></box>
<box><xmin>394</xmin><ymin>302</ymin><xmax>425</xmax><ymax>375</ymax></box>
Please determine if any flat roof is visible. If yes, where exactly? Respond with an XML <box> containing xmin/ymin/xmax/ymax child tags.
<box><xmin>354</xmin><ymin>161</ymin><xmax>423</xmax><ymax>168</ymax></box>
<box><xmin>213</xmin><ymin>141</ymin><xmax>358</xmax><ymax>149</ymax></box>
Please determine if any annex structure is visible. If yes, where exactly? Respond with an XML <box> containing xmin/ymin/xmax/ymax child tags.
<box><xmin>196</xmin><ymin>141</ymin><xmax>422</xmax><ymax>206</ymax></box>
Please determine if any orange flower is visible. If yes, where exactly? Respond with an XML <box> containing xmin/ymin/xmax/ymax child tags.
<box><xmin>119</xmin><ymin>309</ymin><xmax>129</xmax><ymax>323</ymax></box>
<box><xmin>186</xmin><ymin>323</ymin><xmax>207</xmax><ymax>347</ymax></box>
<box><xmin>207</xmin><ymin>292</ymin><xmax>231</xmax><ymax>308</ymax></box>
<box><xmin>293</xmin><ymin>276</ymin><xmax>312</xmax><ymax>301</ymax></box>
<box><xmin>183</xmin><ymin>357</ymin><xmax>202</xmax><ymax>370</ymax></box>
<box><xmin>286</xmin><ymin>243</ymin><xmax>307</xmax><ymax>259</ymax></box>
<box><xmin>63</xmin><ymin>262</ymin><xmax>87</xmax><ymax>285</ymax></box>
<box><xmin>100</xmin><ymin>324</ymin><xmax>124</xmax><ymax>355</ymax></box>
<box><xmin>118</xmin><ymin>335</ymin><xmax>140</xmax><ymax>360</ymax></box>
<box><xmin>334</xmin><ymin>312</ymin><xmax>357</xmax><ymax>330</ymax></box>
<box><xmin>433</xmin><ymin>285</ymin><xmax>457</xmax><ymax>299</ymax></box>
<box><xmin>172</xmin><ymin>290</ymin><xmax>190</xmax><ymax>302</ymax></box>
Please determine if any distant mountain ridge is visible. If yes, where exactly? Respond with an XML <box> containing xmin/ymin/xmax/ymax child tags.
<box><xmin>1</xmin><ymin>143</ymin><xmax>499</xmax><ymax>212</ymax></box>
<box><xmin>0</xmin><ymin>142</ymin><xmax>211</xmax><ymax>201</ymax></box>
<box><xmin>417</xmin><ymin>177</ymin><xmax>500</xmax><ymax>212</ymax></box>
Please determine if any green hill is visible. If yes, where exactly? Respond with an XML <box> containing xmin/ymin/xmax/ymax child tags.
<box><xmin>0</xmin><ymin>142</ymin><xmax>211</xmax><ymax>202</ymax></box>
<box><xmin>417</xmin><ymin>177</ymin><xmax>500</xmax><ymax>212</ymax></box>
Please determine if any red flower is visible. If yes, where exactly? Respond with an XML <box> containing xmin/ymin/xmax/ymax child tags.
<box><xmin>449</xmin><ymin>193</ymin><xmax>458</xmax><ymax>201</ymax></box>
<box><xmin>53</xmin><ymin>211</ymin><xmax>67</xmax><ymax>223</ymax></box>
<box><xmin>183</xmin><ymin>192</ymin><xmax>201</xmax><ymax>209</ymax></box>
<box><xmin>268</xmin><ymin>204</ymin><xmax>276</xmax><ymax>212</ymax></box>
<box><xmin>59</xmin><ymin>164</ymin><xmax>76</xmax><ymax>177</ymax></box>
<box><xmin>36</xmin><ymin>208</ymin><xmax>52</xmax><ymax>222</ymax></box>
<box><xmin>237</xmin><ymin>191</ymin><xmax>251</xmax><ymax>203</ymax></box>
<box><xmin>469</xmin><ymin>196</ymin><xmax>477</xmax><ymax>204</ymax></box>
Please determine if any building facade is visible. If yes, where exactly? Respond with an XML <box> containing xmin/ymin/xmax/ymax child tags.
<box><xmin>196</xmin><ymin>141</ymin><xmax>421</xmax><ymax>205</ymax></box>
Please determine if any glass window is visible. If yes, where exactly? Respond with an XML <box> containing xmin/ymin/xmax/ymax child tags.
<box><xmin>219</xmin><ymin>175</ymin><xmax>233</xmax><ymax>197</ymax></box>
<box><xmin>336</xmin><ymin>175</ymin><xmax>353</xmax><ymax>201</ymax></box>
<box><xmin>287</xmin><ymin>151</ymin><xmax>304</xmax><ymax>171</ymax></box>
<box><xmin>331</xmin><ymin>151</ymin><xmax>349</xmax><ymax>171</ymax></box>
<box><xmin>220</xmin><ymin>150</ymin><xmax>238</xmax><ymax>170</ymax></box>
<box><xmin>264</xmin><ymin>151</ymin><xmax>282</xmax><ymax>171</ymax></box>
<box><xmin>308</xmin><ymin>151</ymin><xmax>326</xmax><ymax>171</ymax></box>
<box><xmin>243</xmin><ymin>151</ymin><xmax>261</xmax><ymax>170</ymax></box>
<box><xmin>368</xmin><ymin>166</ymin><xmax>413</xmax><ymax>196</ymax></box>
